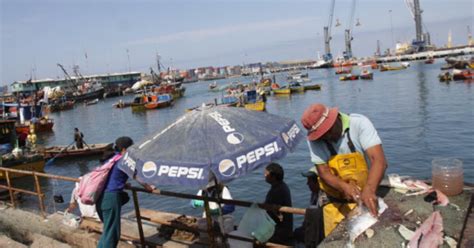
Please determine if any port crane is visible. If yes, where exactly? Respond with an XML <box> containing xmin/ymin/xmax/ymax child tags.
<box><xmin>343</xmin><ymin>0</ymin><xmax>357</xmax><ymax>59</ymax></box>
<box><xmin>57</xmin><ymin>63</ymin><xmax>78</xmax><ymax>88</ymax></box>
<box><xmin>323</xmin><ymin>0</ymin><xmax>336</xmax><ymax>62</ymax></box>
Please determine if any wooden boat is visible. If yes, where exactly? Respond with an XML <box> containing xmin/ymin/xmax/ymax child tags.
<box><xmin>47</xmin><ymin>100</ymin><xmax>75</xmax><ymax>112</ymax></box>
<box><xmin>0</xmin><ymin>154</ymin><xmax>45</xmax><ymax>179</ymax></box>
<box><xmin>144</xmin><ymin>94</ymin><xmax>173</xmax><ymax>110</ymax></box>
<box><xmin>0</xmin><ymin>120</ymin><xmax>45</xmax><ymax>179</ymax></box>
<box><xmin>303</xmin><ymin>84</ymin><xmax>321</xmax><ymax>91</ymax></box>
<box><xmin>15</xmin><ymin>118</ymin><xmax>54</xmax><ymax>134</ymax></box>
<box><xmin>272</xmin><ymin>88</ymin><xmax>291</xmax><ymax>95</ymax></box>
<box><xmin>335</xmin><ymin>68</ymin><xmax>352</xmax><ymax>75</ymax></box>
<box><xmin>244</xmin><ymin>101</ymin><xmax>265</xmax><ymax>111</ymax></box>
<box><xmin>85</xmin><ymin>98</ymin><xmax>99</xmax><ymax>105</ymax></box>
<box><xmin>289</xmin><ymin>83</ymin><xmax>305</xmax><ymax>93</ymax></box>
<box><xmin>209</xmin><ymin>82</ymin><xmax>218</xmax><ymax>91</ymax></box>
<box><xmin>425</xmin><ymin>58</ymin><xmax>435</xmax><ymax>64</ymax></box>
<box><xmin>339</xmin><ymin>74</ymin><xmax>360</xmax><ymax>81</ymax></box>
<box><xmin>113</xmin><ymin>101</ymin><xmax>132</xmax><ymax>108</ymax></box>
<box><xmin>380</xmin><ymin>63</ymin><xmax>408</xmax><ymax>72</ymax></box>
<box><xmin>42</xmin><ymin>143</ymin><xmax>113</xmax><ymax>159</ymax></box>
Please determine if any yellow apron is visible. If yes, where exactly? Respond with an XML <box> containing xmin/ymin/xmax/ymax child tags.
<box><xmin>319</xmin><ymin>131</ymin><xmax>369</xmax><ymax>236</ymax></box>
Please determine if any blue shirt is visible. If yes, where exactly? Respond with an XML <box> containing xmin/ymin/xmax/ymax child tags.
<box><xmin>104</xmin><ymin>157</ymin><xmax>129</xmax><ymax>192</ymax></box>
<box><xmin>307</xmin><ymin>113</ymin><xmax>382</xmax><ymax>165</ymax></box>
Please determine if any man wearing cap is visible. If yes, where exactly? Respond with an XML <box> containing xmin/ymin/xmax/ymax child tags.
<box><xmin>301</xmin><ymin>103</ymin><xmax>387</xmax><ymax>236</ymax></box>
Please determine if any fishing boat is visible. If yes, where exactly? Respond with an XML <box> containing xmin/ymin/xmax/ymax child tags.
<box><xmin>380</xmin><ymin>62</ymin><xmax>409</xmax><ymax>72</ymax></box>
<box><xmin>144</xmin><ymin>94</ymin><xmax>173</xmax><ymax>110</ymax></box>
<box><xmin>113</xmin><ymin>100</ymin><xmax>132</xmax><ymax>109</ymax></box>
<box><xmin>85</xmin><ymin>98</ymin><xmax>99</xmax><ymax>106</ymax></box>
<box><xmin>335</xmin><ymin>67</ymin><xmax>352</xmax><ymax>75</ymax></box>
<box><xmin>272</xmin><ymin>87</ymin><xmax>291</xmax><ymax>95</ymax></box>
<box><xmin>244</xmin><ymin>101</ymin><xmax>265</xmax><ymax>111</ymax></box>
<box><xmin>242</xmin><ymin>90</ymin><xmax>265</xmax><ymax>111</ymax></box>
<box><xmin>42</xmin><ymin>143</ymin><xmax>113</xmax><ymax>159</ymax></box>
<box><xmin>360</xmin><ymin>67</ymin><xmax>374</xmax><ymax>80</ymax></box>
<box><xmin>303</xmin><ymin>84</ymin><xmax>322</xmax><ymax>91</ymax></box>
<box><xmin>15</xmin><ymin>118</ymin><xmax>54</xmax><ymax>134</ymax></box>
<box><xmin>339</xmin><ymin>74</ymin><xmax>360</xmax><ymax>81</ymax></box>
<box><xmin>0</xmin><ymin>120</ymin><xmax>45</xmax><ymax>179</ymax></box>
<box><xmin>425</xmin><ymin>57</ymin><xmax>435</xmax><ymax>64</ymax></box>
<box><xmin>209</xmin><ymin>82</ymin><xmax>218</xmax><ymax>91</ymax></box>
<box><xmin>47</xmin><ymin>99</ymin><xmax>75</xmax><ymax>112</ymax></box>
<box><xmin>0</xmin><ymin>153</ymin><xmax>45</xmax><ymax>179</ymax></box>
<box><xmin>289</xmin><ymin>82</ymin><xmax>305</xmax><ymax>93</ymax></box>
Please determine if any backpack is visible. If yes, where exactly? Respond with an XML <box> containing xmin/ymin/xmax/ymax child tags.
<box><xmin>76</xmin><ymin>154</ymin><xmax>122</xmax><ymax>205</ymax></box>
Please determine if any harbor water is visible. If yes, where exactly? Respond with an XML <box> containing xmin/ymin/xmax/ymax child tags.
<box><xmin>12</xmin><ymin>60</ymin><xmax>474</xmax><ymax>224</ymax></box>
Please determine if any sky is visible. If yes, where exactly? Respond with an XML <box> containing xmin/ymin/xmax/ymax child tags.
<box><xmin>1</xmin><ymin>0</ymin><xmax>473</xmax><ymax>85</ymax></box>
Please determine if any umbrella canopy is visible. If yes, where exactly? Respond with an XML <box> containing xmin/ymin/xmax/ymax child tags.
<box><xmin>119</xmin><ymin>105</ymin><xmax>304</xmax><ymax>188</ymax></box>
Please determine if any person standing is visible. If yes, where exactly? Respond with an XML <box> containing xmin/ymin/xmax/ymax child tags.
<box><xmin>96</xmin><ymin>136</ymin><xmax>154</xmax><ymax>248</ymax></box>
<box><xmin>263</xmin><ymin>163</ymin><xmax>293</xmax><ymax>245</ymax></box>
<box><xmin>301</xmin><ymin>103</ymin><xmax>387</xmax><ymax>236</ymax></box>
<box><xmin>74</xmin><ymin>128</ymin><xmax>84</xmax><ymax>149</ymax></box>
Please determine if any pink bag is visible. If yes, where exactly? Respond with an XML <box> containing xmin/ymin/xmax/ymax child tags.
<box><xmin>76</xmin><ymin>154</ymin><xmax>122</xmax><ymax>205</ymax></box>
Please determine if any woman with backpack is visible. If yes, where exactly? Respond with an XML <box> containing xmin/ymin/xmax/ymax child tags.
<box><xmin>96</xmin><ymin>136</ymin><xmax>154</xmax><ymax>248</ymax></box>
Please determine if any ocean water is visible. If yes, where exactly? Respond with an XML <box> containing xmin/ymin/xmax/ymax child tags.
<box><xmin>12</xmin><ymin>60</ymin><xmax>474</xmax><ymax>225</ymax></box>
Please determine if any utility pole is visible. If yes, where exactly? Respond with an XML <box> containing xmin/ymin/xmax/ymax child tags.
<box><xmin>126</xmin><ymin>49</ymin><xmax>131</xmax><ymax>72</ymax></box>
<box><xmin>389</xmin><ymin>9</ymin><xmax>394</xmax><ymax>51</ymax></box>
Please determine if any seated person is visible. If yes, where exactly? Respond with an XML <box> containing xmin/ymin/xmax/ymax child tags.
<box><xmin>264</xmin><ymin>163</ymin><xmax>293</xmax><ymax>246</ymax></box>
<box><xmin>191</xmin><ymin>180</ymin><xmax>235</xmax><ymax>233</ymax></box>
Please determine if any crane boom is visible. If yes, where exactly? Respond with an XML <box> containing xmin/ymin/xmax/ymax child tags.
<box><xmin>57</xmin><ymin>63</ymin><xmax>78</xmax><ymax>87</ymax></box>
<box><xmin>344</xmin><ymin>0</ymin><xmax>357</xmax><ymax>59</ymax></box>
<box><xmin>323</xmin><ymin>0</ymin><xmax>336</xmax><ymax>62</ymax></box>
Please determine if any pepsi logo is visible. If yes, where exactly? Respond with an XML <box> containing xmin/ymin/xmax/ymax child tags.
<box><xmin>218</xmin><ymin>159</ymin><xmax>236</xmax><ymax>177</ymax></box>
<box><xmin>227</xmin><ymin>132</ymin><xmax>244</xmax><ymax>145</ymax></box>
<box><xmin>142</xmin><ymin>161</ymin><xmax>157</xmax><ymax>178</ymax></box>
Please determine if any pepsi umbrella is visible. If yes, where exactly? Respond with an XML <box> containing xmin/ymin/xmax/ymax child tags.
<box><xmin>119</xmin><ymin>105</ymin><xmax>304</xmax><ymax>188</ymax></box>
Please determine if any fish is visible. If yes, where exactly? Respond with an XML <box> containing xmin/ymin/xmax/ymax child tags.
<box><xmin>408</xmin><ymin>211</ymin><xmax>444</xmax><ymax>248</ymax></box>
<box><xmin>347</xmin><ymin>198</ymin><xmax>388</xmax><ymax>243</ymax></box>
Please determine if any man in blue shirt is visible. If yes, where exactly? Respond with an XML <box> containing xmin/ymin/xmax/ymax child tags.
<box><xmin>96</xmin><ymin>136</ymin><xmax>154</xmax><ymax>248</ymax></box>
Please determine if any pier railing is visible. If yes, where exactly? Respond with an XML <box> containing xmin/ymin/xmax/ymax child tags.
<box><xmin>0</xmin><ymin>167</ymin><xmax>305</xmax><ymax>247</ymax></box>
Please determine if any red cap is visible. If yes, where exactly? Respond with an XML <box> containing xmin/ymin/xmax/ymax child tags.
<box><xmin>301</xmin><ymin>104</ymin><xmax>338</xmax><ymax>141</ymax></box>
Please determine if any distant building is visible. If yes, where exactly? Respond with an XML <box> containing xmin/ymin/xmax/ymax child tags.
<box><xmin>9</xmin><ymin>71</ymin><xmax>141</xmax><ymax>92</ymax></box>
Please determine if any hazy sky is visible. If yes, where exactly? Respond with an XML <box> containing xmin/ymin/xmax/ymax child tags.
<box><xmin>1</xmin><ymin>0</ymin><xmax>473</xmax><ymax>84</ymax></box>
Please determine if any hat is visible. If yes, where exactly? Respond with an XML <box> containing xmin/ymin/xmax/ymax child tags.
<box><xmin>115</xmin><ymin>136</ymin><xmax>134</xmax><ymax>151</ymax></box>
<box><xmin>301</xmin><ymin>167</ymin><xmax>318</xmax><ymax>177</ymax></box>
<box><xmin>301</xmin><ymin>103</ymin><xmax>338</xmax><ymax>141</ymax></box>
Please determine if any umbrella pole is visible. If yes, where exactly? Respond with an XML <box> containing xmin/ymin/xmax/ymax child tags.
<box><xmin>203</xmin><ymin>190</ymin><xmax>217</xmax><ymax>247</ymax></box>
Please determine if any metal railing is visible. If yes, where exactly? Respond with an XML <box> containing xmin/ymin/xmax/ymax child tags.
<box><xmin>0</xmin><ymin>167</ymin><xmax>306</xmax><ymax>247</ymax></box>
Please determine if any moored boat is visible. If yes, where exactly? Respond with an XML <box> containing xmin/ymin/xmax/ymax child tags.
<box><xmin>85</xmin><ymin>98</ymin><xmax>99</xmax><ymax>105</ymax></box>
<box><xmin>244</xmin><ymin>101</ymin><xmax>265</xmax><ymax>111</ymax></box>
<box><xmin>289</xmin><ymin>82</ymin><xmax>305</xmax><ymax>93</ymax></box>
<box><xmin>339</xmin><ymin>74</ymin><xmax>360</xmax><ymax>81</ymax></box>
<box><xmin>272</xmin><ymin>87</ymin><xmax>291</xmax><ymax>95</ymax></box>
<box><xmin>42</xmin><ymin>143</ymin><xmax>113</xmax><ymax>159</ymax></box>
<box><xmin>0</xmin><ymin>120</ymin><xmax>45</xmax><ymax>179</ymax></box>
<box><xmin>380</xmin><ymin>63</ymin><xmax>409</xmax><ymax>72</ymax></box>
<box><xmin>360</xmin><ymin>67</ymin><xmax>374</xmax><ymax>80</ymax></box>
<box><xmin>15</xmin><ymin>118</ymin><xmax>54</xmax><ymax>134</ymax></box>
<box><xmin>144</xmin><ymin>94</ymin><xmax>173</xmax><ymax>110</ymax></box>
<box><xmin>0</xmin><ymin>154</ymin><xmax>45</xmax><ymax>179</ymax></box>
<box><xmin>303</xmin><ymin>84</ymin><xmax>321</xmax><ymax>91</ymax></box>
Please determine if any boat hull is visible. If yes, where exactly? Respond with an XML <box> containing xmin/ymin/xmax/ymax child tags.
<box><xmin>304</xmin><ymin>84</ymin><xmax>321</xmax><ymax>91</ymax></box>
<box><xmin>42</xmin><ymin>143</ymin><xmax>113</xmax><ymax>159</ymax></box>
<box><xmin>273</xmin><ymin>88</ymin><xmax>291</xmax><ymax>95</ymax></box>
<box><xmin>244</xmin><ymin>101</ymin><xmax>266</xmax><ymax>111</ymax></box>
<box><xmin>0</xmin><ymin>158</ymin><xmax>45</xmax><ymax>179</ymax></box>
